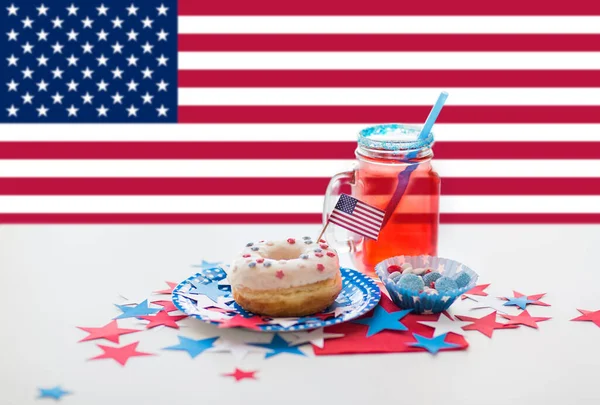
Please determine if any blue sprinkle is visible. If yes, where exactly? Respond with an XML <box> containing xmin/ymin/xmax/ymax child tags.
<box><xmin>397</xmin><ymin>274</ymin><xmax>424</xmax><ymax>292</ymax></box>
<box><xmin>304</xmin><ymin>240</ymin><xmax>313</xmax><ymax>244</ymax></box>
<box><xmin>435</xmin><ymin>277</ymin><xmax>458</xmax><ymax>293</ymax></box>
<box><xmin>314</xmin><ymin>248</ymin><xmax>322</xmax><ymax>253</ymax></box>
<box><xmin>300</xmin><ymin>254</ymin><xmax>309</xmax><ymax>259</ymax></box>
<box><xmin>455</xmin><ymin>272</ymin><xmax>471</xmax><ymax>288</ymax></box>
<box><xmin>423</xmin><ymin>272</ymin><xmax>442</xmax><ymax>287</ymax></box>
<box><xmin>251</xmin><ymin>247</ymin><xmax>259</xmax><ymax>251</ymax></box>
<box><xmin>263</xmin><ymin>261</ymin><xmax>272</xmax><ymax>267</ymax></box>
<box><xmin>302</xmin><ymin>236</ymin><xmax>311</xmax><ymax>240</ymax></box>
<box><xmin>248</xmin><ymin>262</ymin><xmax>256</xmax><ymax>268</ymax></box>
<box><xmin>246</xmin><ymin>242</ymin><xmax>254</xmax><ymax>247</ymax></box>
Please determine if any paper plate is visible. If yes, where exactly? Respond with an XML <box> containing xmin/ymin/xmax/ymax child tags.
<box><xmin>172</xmin><ymin>266</ymin><xmax>381</xmax><ymax>332</ymax></box>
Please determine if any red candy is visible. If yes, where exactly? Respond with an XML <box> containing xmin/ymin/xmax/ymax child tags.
<box><xmin>276</xmin><ymin>270</ymin><xmax>285</xmax><ymax>279</ymax></box>
<box><xmin>430</xmin><ymin>282</ymin><xmax>436</xmax><ymax>288</ymax></box>
<box><xmin>320</xmin><ymin>244</ymin><xmax>329</xmax><ymax>249</ymax></box>
<box><xmin>425</xmin><ymin>269</ymin><xmax>432</xmax><ymax>275</ymax></box>
<box><xmin>387</xmin><ymin>265</ymin><xmax>402</xmax><ymax>273</ymax></box>
<box><xmin>316</xmin><ymin>264</ymin><xmax>325</xmax><ymax>272</ymax></box>
<box><xmin>326</xmin><ymin>252</ymin><xmax>336</xmax><ymax>258</ymax></box>
<box><xmin>314</xmin><ymin>252</ymin><xmax>324</xmax><ymax>258</ymax></box>
<box><xmin>256</xmin><ymin>258</ymin><xmax>264</xmax><ymax>264</ymax></box>
<box><xmin>242</xmin><ymin>254</ymin><xmax>251</xmax><ymax>258</ymax></box>
<box><xmin>287</xmin><ymin>238</ymin><xmax>296</xmax><ymax>244</ymax></box>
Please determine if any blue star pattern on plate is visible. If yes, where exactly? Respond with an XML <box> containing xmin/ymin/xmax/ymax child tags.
<box><xmin>173</xmin><ymin>267</ymin><xmax>381</xmax><ymax>332</ymax></box>
<box><xmin>249</xmin><ymin>334</ymin><xmax>306</xmax><ymax>359</ymax></box>
<box><xmin>352</xmin><ymin>306</ymin><xmax>412</xmax><ymax>337</ymax></box>
<box><xmin>503</xmin><ymin>296</ymin><xmax>536</xmax><ymax>310</ymax></box>
<box><xmin>188</xmin><ymin>278</ymin><xmax>226</xmax><ymax>302</ymax></box>
<box><xmin>113</xmin><ymin>299</ymin><xmax>160</xmax><ymax>319</ymax></box>
<box><xmin>192</xmin><ymin>260</ymin><xmax>223</xmax><ymax>270</ymax></box>
<box><xmin>163</xmin><ymin>336</ymin><xmax>219</xmax><ymax>358</ymax></box>
<box><xmin>408</xmin><ymin>333</ymin><xmax>460</xmax><ymax>354</ymax></box>
<box><xmin>38</xmin><ymin>386</ymin><xmax>70</xmax><ymax>400</ymax></box>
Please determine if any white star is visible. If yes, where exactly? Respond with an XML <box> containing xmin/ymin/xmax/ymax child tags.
<box><xmin>51</xmin><ymin>16</ymin><xmax>63</xmax><ymax>29</ymax></box>
<box><xmin>126</xmin><ymin>54</ymin><xmax>138</xmax><ymax>66</ymax></box>
<box><xmin>156</xmin><ymin>29</ymin><xmax>168</xmax><ymax>41</ymax></box>
<box><xmin>96</xmin><ymin>104</ymin><xmax>109</xmax><ymax>117</ymax></box>
<box><xmin>126</xmin><ymin>29</ymin><xmax>138</xmax><ymax>41</ymax></box>
<box><xmin>141</xmin><ymin>41</ymin><xmax>153</xmax><ymax>54</ymax></box>
<box><xmin>156</xmin><ymin>3</ymin><xmax>169</xmax><ymax>16</ymax></box>
<box><xmin>208</xmin><ymin>334</ymin><xmax>269</xmax><ymax>361</ymax></box>
<box><xmin>36</xmin><ymin>79</ymin><xmax>48</xmax><ymax>92</ymax></box>
<box><xmin>81</xmin><ymin>92</ymin><xmax>94</xmax><ymax>104</ymax></box>
<box><xmin>21</xmin><ymin>92</ymin><xmax>34</xmax><ymax>104</ymax></box>
<box><xmin>82</xmin><ymin>16</ymin><xmax>93</xmax><ymax>28</ymax></box>
<box><xmin>66</xmin><ymin>29</ymin><xmax>78</xmax><ymax>41</ymax></box>
<box><xmin>156</xmin><ymin>104</ymin><xmax>168</xmax><ymax>117</ymax></box>
<box><xmin>156</xmin><ymin>54</ymin><xmax>168</xmax><ymax>66</ymax></box>
<box><xmin>96</xmin><ymin>54</ymin><xmax>109</xmax><ymax>66</ymax></box>
<box><xmin>6</xmin><ymin>54</ymin><xmax>18</xmax><ymax>66</ymax></box>
<box><xmin>21</xmin><ymin>66</ymin><xmax>34</xmax><ymax>78</ymax></box>
<box><xmin>9</xmin><ymin>78</ymin><xmax>21</xmax><ymax>90</ymax></box>
<box><xmin>175</xmin><ymin>292</ymin><xmax>234</xmax><ymax>311</ymax></box>
<box><xmin>287</xmin><ymin>328</ymin><xmax>345</xmax><ymax>349</ymax></box>
<box><xmin>21</xmin><ymin>16</ymin><xmax>34</xmax><ymax>28</ymax></box>
<box><xmin>111</xmin><ymin>66</ymin><xmax>124</xmax><ymax>79</ymax></box>
<box><xmin>81</xmin><ymin>41</ymin><xmax>93</xmax><ymax>53</ymax></box>
<box><xmin>96</xmin><ymin>79</ymin><xmax>109</xmax><ymax>91</ymax></box>
<box><xmin>36</xmin><ymin>54</ymin><xmax>48</xmax><ymax>66</ymax></box>
<box><xmin>111</xmin><ymin>41</ymin><xmax>124</xmax><ymax>54</ymax></box>
<box><xmin>66</xmin><ymin>54</ymin><xmax>78</xmax><ymax>66</ymax></box>
<box><xmin>7</xmin><ymin>4</ymin><xmax>19</xmax><ymax>16</ymax></box>
<box><xmin>111</xmin><ymin>92</ymin><xmax>124</xmax><ymax>104</ymax></box>
<box><xmin>36</xmin><ymin>4</ymin><xmax>49</xmax><ymax>16</ymax></box>
<box><xmin>267</xmin><ymin>317</ymin><xmax>302</xmax><ymax>328</ymax></box>
<box><xmin>111</xmin><ymin>16</ymin><xmax>123</xmax><ymax>28</ymax></box>
<box><xmin>417</xmin><ymin>313</ymin><xmax>474</xmax><ymax>338</ymax></box>
<box><xmin>6</xmin><ymin>29</ymin><xmax>19</xmax><ymax>41</ymax></box>
<box><xmin>66</xmin><ymin>104</ymin><xmax>78</xmax><ymax>117</ymax></box>
<box><xmin>141</xmin><ymin>92</ymin><xmax>153</xmax><ymax>104</ymax></box>
<box><xmin>51</xmin><ymin>67</ymin><xmax>64</xmax><ymax>79</ymax></box>
<box><xmin>126</xmin><ymin>79</ymin><xmax>138</xmax><ymax>91</ymax></box>
<box><xmin>96</xmin><ymin>29</ymin><xmax>108</xmax><ymax>41</ymax></box>
<box><xmin>156</xmin><ymin>79</ymin><xmax>168</xmax><ymax>91</ymax></box>
<box><xmin>126</xmin><ymin>3</ymin><xmax>139</xmax><ymax>16</ymax></box>
<box><xmin>66</xmin><ymin>4</ymin><xmax>78</xmax><ymax>16</ymax></box>
<box><xmin>467</xmin><ymin>295</ymin><xmax>509</xmax><ymax>313</ymax></box>
<box><xmin>66</xmin><ymin>79</ymin><xmax>78</xmax><ymax>92</ymax></box>
<box><xmin>51</xmin><ymin>92</ymin><xmax>63</xmax><ymax>104</ymax></box>
<box><xmin>81</xmin><ymin>66</ymin><xmax>93</xmax><ymax>79</ymax></box>
<box><xmin>21</xmin><ymin>42</ymin><xmax>34</xmax><ymax>53</ymax></box>
<box><xmin>51</xmin><ymin>41</ymin><xmax>63</xmax><ymax>54</ymax></box>
<box><xmin>6</xmin><ymin>105</ymin><xmax>18</xmax><ymax>117</ymax></box>
<box><xmin>126</xmin><ymin>104</ymin><xmax>139</xmax><ymax>116</ymax></box>
<box><xmin>141</xmin><ymin>16</ymin><xmax>153</xmax><ymax>28</ymax></box>
<box><xmin>141</xmin><ymin>67</ymin><xmax>153</xmax><ymax>79</ymax></box>
<box><xmin>36</xmin><ymin>104</ymin><xmax>49</xmax><ymax>117</ymax></box>
<box><xmin>96</xmin><ymin>4</ymin><xmax>109</xmax><ymax>16</ymax></box>
<box><xmin>36</xmin><ymin>29</ymin><xmax>48</xmax><ymax>41</ymax></box>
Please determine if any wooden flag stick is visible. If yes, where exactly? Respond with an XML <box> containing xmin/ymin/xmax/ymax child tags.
<box><xmin>316</xmin><ymin>221</ymin><xmax>329</xmax><ymax>242</ymax></box>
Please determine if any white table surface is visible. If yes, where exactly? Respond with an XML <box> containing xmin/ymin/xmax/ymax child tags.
<box><xmin>1</xmin><ymin>224</ymin><xmax>599</xmax><ymax>405</ymax></box>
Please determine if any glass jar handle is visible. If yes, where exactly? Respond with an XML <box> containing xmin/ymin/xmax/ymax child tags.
<box><xmin>322</xmin><ymin>168</ymin><xmax>357</xmax><ymax>254</ymax></box>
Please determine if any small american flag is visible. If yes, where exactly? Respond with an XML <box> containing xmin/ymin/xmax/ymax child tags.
<box><xmin>329</xmin><ymin>194</ymin><xmax>385</xmax><ymax>241</ymax></box>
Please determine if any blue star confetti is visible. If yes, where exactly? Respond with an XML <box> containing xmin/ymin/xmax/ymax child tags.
<box><xmin>113</xmin><ymin>299</ymin><xmax>160</xmax><ymax>319</ymax></box>
<box><xmin>188</xmin><ymin>279</ymin><xmax>226</xmax><ymax>302</ymax></box>
<box><xmin>503</xmin><ymin>296</ymin><xmax>536</xmax><ymax>310</ymax></box>
<box><xmin>38</xmin><ymin>386</ymin><xmax>70</xmax><ymax>400</ymax></box>
<box><xmin>163</xmin><ymin>335</ymin><xmax>219</xmax><ymax>358</ymax></box>
<box><xmin>408</xmin><ymin>333</ymin><xmax>460</xmax><ymax>355</ymax></box>
<box><xmin>250</xmin><ymin>334</ymin><xmax>306</xmax><ymax>359</ymax></box>
<box><xmin>352</xmin><ymin>306</ymin><xmax>412</xmax><ymax>337</ymax></box>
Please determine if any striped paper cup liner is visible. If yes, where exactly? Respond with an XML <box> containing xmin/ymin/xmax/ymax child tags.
<box><xmin>375</xmin><ymin>255</ymin><xmax>479</xmax><ymax>314</ymax></box>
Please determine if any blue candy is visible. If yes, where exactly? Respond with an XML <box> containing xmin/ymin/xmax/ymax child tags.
<box><xmin>397</xmin><ymin>274</ymin><xmax>425</xmax><ymax>292</ymax></box>
<box><xmin>435</xmin><ymin>277</ymin><xmax>458</xmax><ymax>293</ymax></box>
<box><xmin>423</xmin><ymin>272</ymin><xmax>442</xmax><ymax>287</ymax></box>
<box><xmin>454</xmin><ymin>272</ymin><xmax>471</xmax><ymax>288</ymax></box>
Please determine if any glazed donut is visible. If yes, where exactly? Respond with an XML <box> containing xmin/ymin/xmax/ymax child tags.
<box><xmin>227</xmin><ymin>237</ymin><xmax>342</xmax><ymax>317</ymax></box>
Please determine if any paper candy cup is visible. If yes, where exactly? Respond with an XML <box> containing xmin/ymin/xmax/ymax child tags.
<box><xmin>375</xmin><ymin>256</ymin><xmax>479</xmax><ymax>314</ymax></box>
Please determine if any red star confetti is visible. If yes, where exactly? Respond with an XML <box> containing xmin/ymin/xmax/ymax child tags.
<box><xmin>154</xmin><ymin>281</ymin><xmax>178</xmax><ymax>295</ymax></box>
<box><xmin>77</xmin><ymin>320</ymin><xmax>141</xmax><ymax>344</ymax></box>
<box><xmin>138</xmin><ymin>311</ymin><xmax>188</xmax><ymax>329</ymax></box>
<box><xmin>222</xmin><ymin>368</ymin><xmax>258</xmax><ymax>382</ymax></box>
<box><xmin>151</xmin><ymin>300</ymin><xmax>179</xmax><ymax>313</ymax></box>
<box><xmin>571</xmin><ymin>309</ymin><xmax>600</xmax><ymax>328</ymax></box>
<box><xmin>461</xmin><ymin>283</ymin><xmax>491</xmax><ymax>300</ymax></box>
<box><xmin>90</xmin><ymin>342</ymin><xmax>153</xmax><ymax>366</ymax></box>
<box><xmin>217</xmin><ymin>315</ymin><xmax>270</xmax><ymax>331</ymax></box>
<box><xmin>455</xmin><ymin>312</ymin><xmax>518</xmax><ymax>338</ymax></box>
<box><xmin>499</xmin><ymin>310</ymin><xmax>551</xmax><ymax>329</ymax></box>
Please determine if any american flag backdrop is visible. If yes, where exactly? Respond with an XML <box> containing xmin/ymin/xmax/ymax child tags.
<box><xmin>1</xmin><ymin>0</ymin><xmax>600</xmax><ymax>224</ymax></box>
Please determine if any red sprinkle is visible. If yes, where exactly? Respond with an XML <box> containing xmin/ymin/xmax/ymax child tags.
<box><xmin>276</xmin><ymin>270</ymin><xmax>284</xmax><ymax>279</ymax></box>
<box><xmin>320</xmin><ymin>244</ymin><xmax>329</xmax><ymax>249</ymax></box>
<box><xmin>256</xmin><ymin>258</ymin><xmax>264</xmax><ymax>264</ymax></box>
<box><xmin>259</xmin><ymin>240</ymin><xmax>265</xmax><ymax>242</ymax></box>
<box><xmin>320</xmin><ymin>239</ymin><xmax>326</xmax><ymax>243</ymax></box>
<box><xmin>316</xmin><ymin>264</ymin><xmax>325</xmax><ymax>272</ymax></box>
<box><xmin>315</xmin><ymin>252</ymin><xmax>324</xmax><ymax>258</ymax></box>
<box><xmin>242</xmin><ymin>254</ymin><xmax>251</xmax><ymax>258</ymax></box>
<box><xmin>425</xmin><ymin>269</ymin><xmax>432</xmax><ymax>275</ymax></box>
<box><xmin>430</xmin><ymin>282</ymin><xmax>436</xmax><ymax>288</ymax></box>
<box><xmin>287</xmin><ymin>238</ymin><xmax>296</xmax><ymax>244</ymax></box>
<box><xmin>387</xmin><ymin>265</ymin><xmax>402</xmax><ymax>273</ymax></box>
<box><xmin>326</xmin><ymin>252</ymin><xmax>336</xmax><ymax>258</ymax></box>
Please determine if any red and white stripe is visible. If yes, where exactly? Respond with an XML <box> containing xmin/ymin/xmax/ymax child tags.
<box><xmin>329</xmin><ymin>200</ymin><xmax>385</xmax><ymax>240</ymax></box>
<box><xmin>2</xmin><ymin>0</ymin><xmax>600</xmax><ymax>224</ymax></box>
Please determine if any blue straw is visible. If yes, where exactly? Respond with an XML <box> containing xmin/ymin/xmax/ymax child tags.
<box><xmin>417</xmin><ymin>91</ymin><xmax>448</xmax><ymax>142</ymax></box>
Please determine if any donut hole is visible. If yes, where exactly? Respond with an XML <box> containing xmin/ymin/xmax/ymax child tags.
<box><xmin>263</xmin><ymin>245</ymin><xmax>304</xmax><ymax>261</ymax></box>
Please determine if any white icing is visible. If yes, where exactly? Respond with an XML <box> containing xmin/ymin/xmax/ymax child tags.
<box><xmin>227</xmin><ymin>238</ymin><xmax>340</xmax><ymax>290</ymax></box>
